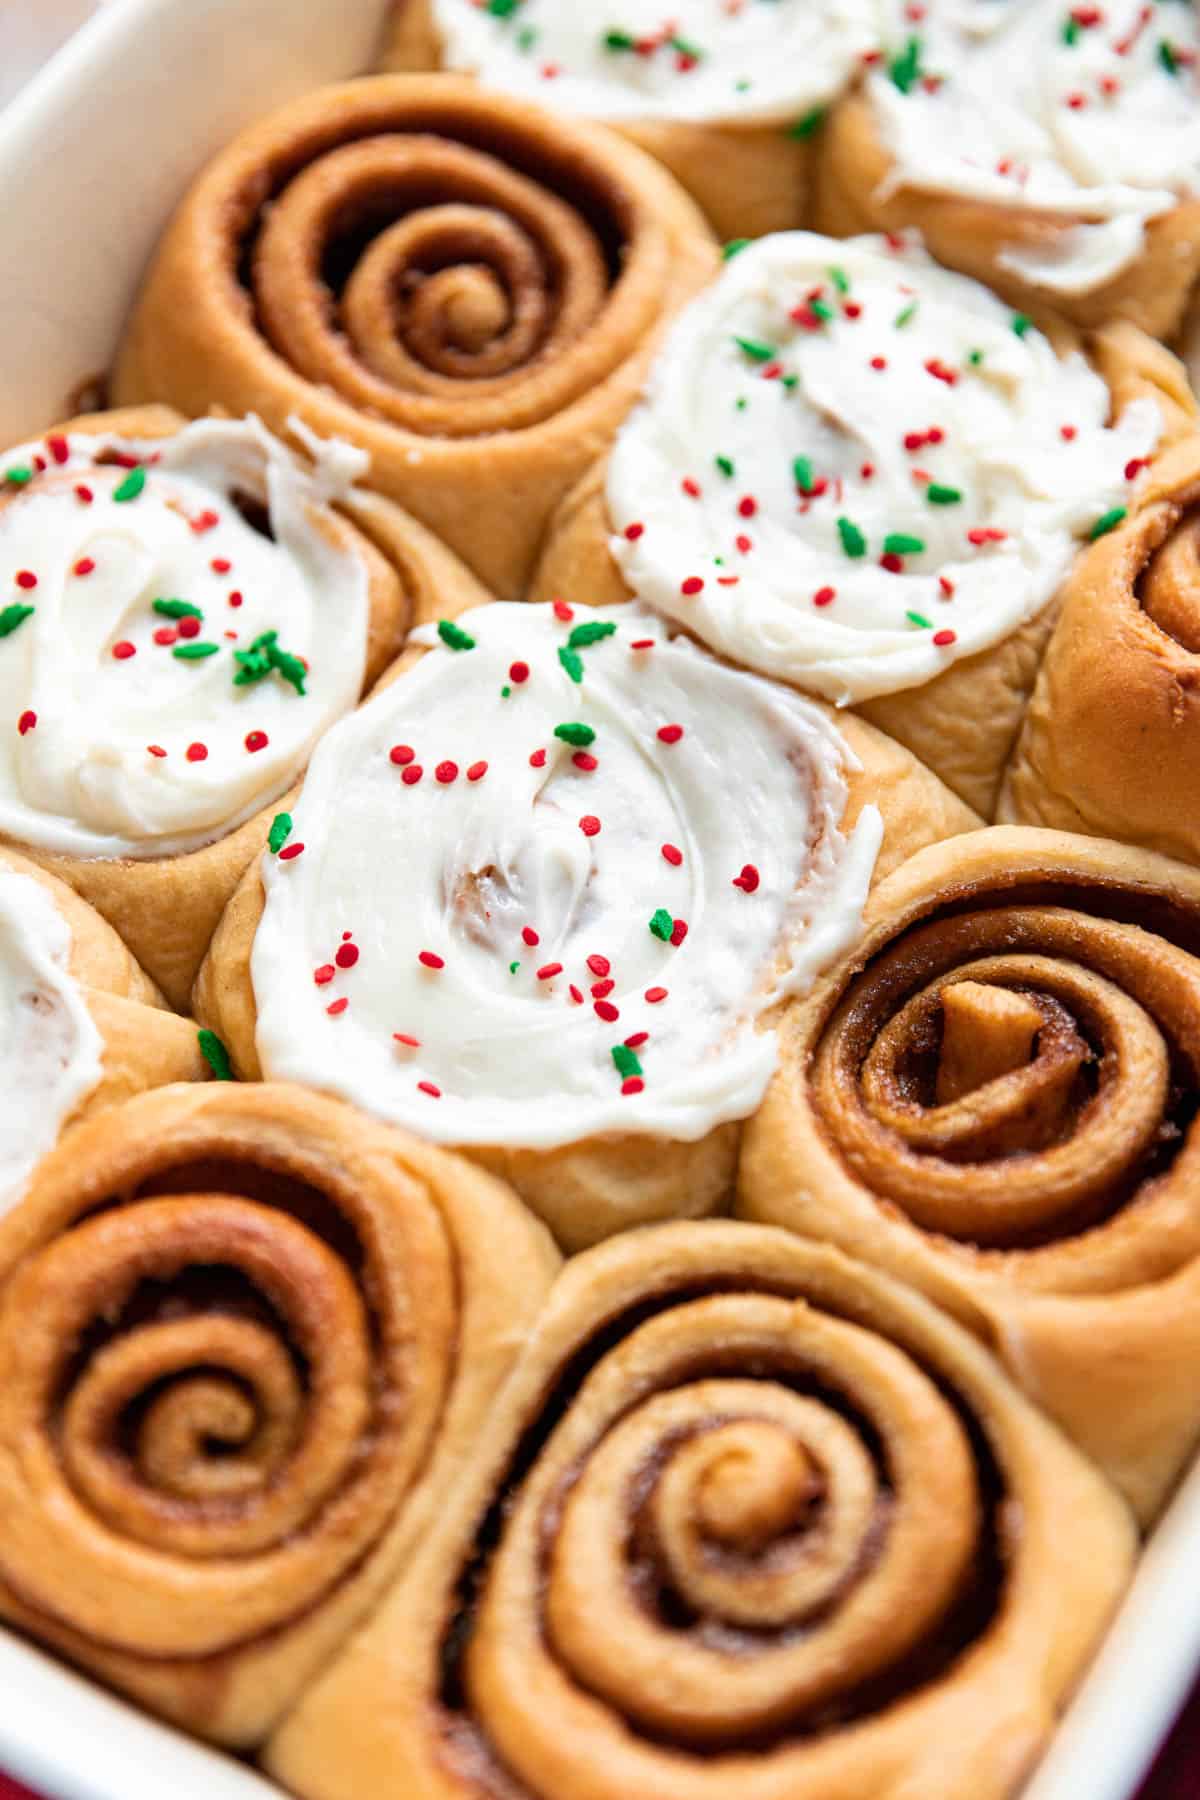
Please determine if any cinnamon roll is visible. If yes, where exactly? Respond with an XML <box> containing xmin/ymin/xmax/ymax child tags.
<box><xmin>264</xmin><ymin>1221</ymin><xmax>1136</xmax><ymax>1800</ymax></box>
<box><xmin>816</xmin><ymin>0</ymin><xmax>1200</xmax><ymax>337</ymax></box>
<box><xmin>0</xmin><ymin>407</ymin><xmax>441</xmax><ymax>1007</ymax></box>
<box><xmin>195</xmin><ymin>597</ymin><xmax>977</xmax><ymax>1250</ymax></box>
<box><xmin>740</xmin><ymin>826</ymin><xmax>1200</xmax><ymax>1521</ymax></box>
<box><xmin>0</xmin><ymin>847</ymin><xmax>206</xmax><ymax>1214</ymax></box>
<box><xmin>534</xmin><ymin>231</ymin><xmax>1190</xmax><ymax>815</ymax></box>
<box><xmin>382</xmin><ymin>0</ymin><xmax>876</xmax><ymax>240</ymax></box>
<box><xmin>112</xmin><ymin>76</ymin><xmax>719</xmax><ymax>602</ymax></box>
<box><xmin>0</xmin><ymin>1082</ymin><xmax>559</xmax><ymax>1744</ymax></box>
<box><xmin>1000</xmin><ymin>437</ymin><xmax>1200</xmax><ymax>869</ymax></box>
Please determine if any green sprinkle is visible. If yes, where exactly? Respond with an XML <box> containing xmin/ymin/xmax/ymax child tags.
<box><xmin>1011</xmin><ymin>313</ymin><xmax>1032</xmax><ymax>337</ymax></box>
<box><xmin>889</xmin><ymin>35</ymin><xmax>924</xmax><ymax>94</ymax></box>
<box><xmin>603</xmin><ymin>28</ymin><xmax>634</xmax><ymax>50</ymax></box>
<box><xmin>1159</xmin><ymin>38</ymin><xmax>1179</xmax><ymax>74</ymax></box>
<box><xmin>501</xmin><ymin>684</ymin><xmax>512</xmax><ymax>698</ymax></box>
<box><xmin>1062</xmin><ymin>16</ymin><xmax>1081</xmax><ymax>45</ymax></box>
<box><xmin>787</xmin><ymin>105</ymin><xmax>825</xmax><ymax>138</ymax></box>
<box><xmin>4</xmin><ymin>467</ymin><xmax>32</xmax><ymax>486</ymax></box>
<box><xmin>829</xmin><ymin>266</ymin><xmax>850</xmax><ymax>294</ymax></box>
<box><xmin>198</xmin><ymin>1029</ymin><xmax>234</xmax><ymax>1082</ymax></box>
<box><xmin>793</xmin><ymin>455</ymin><xmax>815</xmax><ymax>493</ymax></box>
<box><xmin>1090</xmin><ymin>505</ymin><xmax>1127</xmax><ymax>541</ymax></box>
<box><xmin>838</xmin><ymin>517</ymin><xmax>867</xmax><ymax>559</ymax></box>
<box><xmin>884</xmin><ymin>533</ymin><xmax>926</xmax><ymax>556</ymax></box>
<box><xmin>735</xmin><ymin>396</ymin><xmax>748</xmax><ymax>412</ymax></box>
<box><xmin>612</xmin><ymin>1044</ymin><xmax>643</xmax><ymax>1080</ymax></box>
<box><xmin>112</xmin><ymin>466</ymin><xmax>146</xmax><ymax>503</ymax></box>
<box><xmin>558</xmin><ymin>645</ymin><xmax>584</xmax><ymax>684</ymax></box>
<box><xmin>567</xmin><ymin>619</ymin><xmax>617</xmax><ymax>650</ymax></box>
<box><xmin>809</xmin><ymin>297</ymin><xmax>835</xmax><ymax>322</ymax></box>
<box><xmin>232</xmin><ymin>629</ymin><xmax>305</xmax><ymax>695</ymax></box>
<box><xmin>173</xmin><ymin>641</ymin><xmax>220</xmax><ymax>660</ymax></box>
<box><xmin>894</xmin><ymin>301</ymin><xmax>919</xmax><ymax>328</ymax></box>
<box><xmin>723</xmin><ymin>238</ymin><xmax>751</xmax><ymax>261</ymax></box>
<box><xmin>486</xmin><ymin>0</ymin><xmax>521</xmax><ymax>14</ymax></box>
<box><xmin>269</xmin><ymin>647</ymin><xmax>308</xmax><ymax>696</ymax></box>
<box><xmin>906</xmin><ymin>610</ymin><xmax>933</xmax><ymax>629</ymax></box>
<box><xmin>735</xmin><ymin>78</ymin><xmax>752</xmax><ymax>92</ymax></box>
<box><xmin>509</xmin><ymin>960</ymin><xmax>521</xmax><ymax>974</ymax></box>
<box><xmin>670</xmin><ymin>35</ymin><xmax>703</xmax><ymax>60</ymax></box>
<box><xmin>0</xmin><ymin>603</ymin><xmax>34</xmax><ymax>639</ymax></box>
<box><xmin>734</xmin><ymin>335</ymin><xmax>777</xmax><ymax>363</ymax></box>
<box><xmin>649</xmin><ymin>908</ymin><xmax>675</xmax><ymax>943</ymax></box>
<box><xmin>715</xmin><ymin>454</ymin><xmax>735</xmax><ymax>478</ymax></box>
<box><xmin>268</xmin><ymin>812</ymin><xmax>293</xmax><ymax>854</ymax></box>
<box><xmin>926</xmin><ymin>484</ymin><xmax>963</xmax><ymax>506</ymax></box>
<box><xmin>554</xmin><ymin>721</ymin><xmax>596</xmax><ymax>747</ymax></box>
<box><xmin>515</xmin><ymin>24</ymin><xmax>537</xmax><ymax>50</ymax></box>
<box><xmin>437</xmin><ymin>619</ymin><xmax>476</xmax><ymax>651</ymax></box>
<box><xmin>152</xmin><ymin>597</ymin><xmax>203</xmax><ymax>621</ymax></box>
<box><xmin>781</xmin><ymin>373</ymin><xmax>800</xmax><ymax>391</ymax></box>
<box><xmin>968</xmin><ymin>348</ymin><xmax>984</xmax><ymax>366</ymax></box>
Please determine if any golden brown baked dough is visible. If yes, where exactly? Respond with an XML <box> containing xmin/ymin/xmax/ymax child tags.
<box><xmin>0</xmin><ymin>406</ymin><xmax>448</xmax><ymax>1008</ymax></box>
<box><xmin>815</xmin><ymin>88</ymin><xmax>1200</xmax><ymax>340</ymax></box>
<box><xmin>265</xmin><ymin>1221</ymin><xmax>1136</xmax><ymax>1800</ymax></box>
<box><xmin>533</xmin><ymin>314</ymin><xmax>1194</xmax><ymax>820</ymax></box>
<box><xmin>1000</xmin><ymin>435</ymin><xmax>1200</xmax><ymax>868</ymax></box>
<box><xmin>0</xmin><ymin>1082</ymin><xmax>558</xmax><ymax>1746</ymax></box>
<box><xmin>740</xmin><ymin>826</ymin><xmax>1200</xmax><ymax>1522</ymax></box>
<box><xmin>112</xmin><ymin>76</ymin><xmax>720</xmax><ymax>602</ymax></box>
<box><xmin>194</xmin><ymin>582</ymin><xmax>979</xmax><ymax>1253</ymax></box>
<box><xmin>381</xmin><ymin>0</ymin><xmax>813</xmax><ymax>241</ymax></box>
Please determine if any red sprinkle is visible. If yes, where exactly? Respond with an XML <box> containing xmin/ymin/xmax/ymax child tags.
<box><xmin>14</xmin><ymin>571</ymin><xmax>36</xmax><ymax>591</ymax></box>
<box><xmin>419</xmin><ymin>950</ymin><xmax>445</xmax><ymax>970</ymax></box>
<box><xmin>737</xmin><ymin>496</ymin><xmax>758</xmax><ymax>519</ymax></box>
<box><xmin>844</xmin><ymin>302</ymin><xmax>863</xmax><ymax>320</ymax></box>
<box><xmin>1066</xmin><ymin>92</ymin><xmax>1086</xmax><ymax>109</ymax></box>
<box><xmin>75</xmin><ymin>485</ymin><xmax>93</xmax><ymax>505</ymax></box>
<box><xmin>326</xmin><ymin>997</ymin><xmax>349</xmax><ymax>1016</ymax></box>
<box><xmin>436</xmin><ymin>760</ymin><xmax>459</xmax><ymax>785</ymax></box>
<box><xmin>657</xmin><ymin>723</ymin><xmax>684</xmax><ymax>744</ymax></box>
<box><xmin>880</xmin><ymin>552</ymin><xmax>904</xmax><ymax>573</ymax></box>
<box><xmin>178</xmin><ymin>615</ymin><xmax>201</xmax><ymax>640</ymax></box>
<box><xmin>147</xmin><ymin>744</ymin><xmax>167</xmax><ymax>758</ymax></box>
<box><xmin>645</xmin><ymin>986</ymin><xmax>668</xmax><ymax>1004</ymax></box>
<box><xmin>630</xmin><ymin>638</ymin><xmax>656</xmax><ymax>650</ymax></box>
<box><xmin>579</xmin><ymin>815</ymin><xmax>601</xmax><ymax>837</ymax></box>
<box><xmin>467</xmin><ymin>760</ymin><xmax>488</xmax><ymax>781</ymax></box>
<box><xmin>401</xmin><ymin>764</ymin><xmax>424</xmax><ymax>786</ymax></box>
<box><xmin>939</xmin><ymin>576</ymin><xmax>956</xmax><ymax>598</ymax></box>
<box><xmin>682</xmin><ymin>477</ymin><xmax>701</xmax><ymax>498</ymax></box>
<box><xmin>278</xmin><ymin>843</ymin><xmax>305</xmax><ymax>861</ymax></box>
<box><xmin>680</xmin><ymin>576</ymin><xmax>704</xmax><ymax>596</ymax></box>
<box><xmin>933</xmin><ymin>629</ymin><xmax>958</xmax><ymax>647</ymax></box>
<box><xmin>860</xmin><ymin>463</ymin><xmax>875</xmax><ymax>480</ymax></box>
<box><xmin>522</xmin><ymin>927</ymin><xmax>540</xmax><ymax>947</ymax></box>
<box><xmin>662</xmin><ymin>843</ymin><xmax>683</xmax><ymax>866</ymax></box>
<box><xmin>314</xmin><ymin>965</ymin><xmax>335</xmax><ymax>985</ymax></box>
<box><xmin>552</xmin><ymin>599</ymin><xmax>575</xmax><ymax>621</ymax></box>
<box><xmin>1125</xmin><ymin>458</ymin><xmax>1149</xmax><ymax>481</ymax></box>
<box><xmin>732</xmin><ymin>864</ymin><xmax>761</xmax><ymax>893</ymax></box>
<box><xmin>509</xmin><ymin>661</ymin><xmax>530</xmax><ymax>684</ymax></box>
<box><xmin>17</xmin><ymin>711</ymin><xmax>35</xmax><ymax>735</ymax></box>
<box><xmin>73</xmin><ymin>557</ymin><xmax>95</xmax><ymax>578</ymax></box>
<box><xmin>47</xmin><ymin>435</ymin><xmax>69</xmax><ymax>465</ymax></box>
<box><xmin>870</xmin><ymin>356</ymin><xmax>888</xmax><ymax>371</ymax></box>
<box><xmin>813</xmin><ymin>586</ymin><xmax>836</xmax><ymax>607</ymax></box>
<box><xmin>190</xmin><ymin>509</ymin><xmax>220</xmax><ymax>534</ymax></box>
<box><xmin>595</xmin><ymin>1000</ymin><xmax>620</xmax><ymax>1023</ymax></box>
<box><xmin>336</xmin><ymin>942</ymin><xmax>360</xmax><ymax>969</ymax></box>
<box><xmin>569</xmin><ymin>984</ymin><xmax>584</xmax><ymax>1005</ymax></box>
<box><xmin>112</xmin><ymin>640</ymin><xmax>136</xmax><ymax>660</ymax></box>
<box><xmin>621</xmin><ymin>1077</ymin><xmax>645</xmax><ymax>1096</ymax></box>
<box><xmin>591</xmin><ymin>979</ymin><xmax>615</xmax><ymax>999</ymax></box>
<box><xmin>623</xmin><ymin>523</ymin><xmax>645</xmax><ymax>542</ymax></box>
<box><xmin>530</xmin><ymin>749</ymin><xmax>547</xmax><ymax>768</ymax></box>
<box><xmin>390</xmin><ymin>744</ymin><xmax>416</xmax><ymax>765</ymax></box>
<box><xmin>736</xmin><ymin>534</ymin><xmax>753</xmax><ymax>554</ymax></box>
<box><xmin>573</xmin><ymin>751</ymin><xmax>598</xmax><ymax>772</ymax></box>
<box><xmin>1060</xmin><ymin>424</ymin><xmax>1078</xmax><ymax>442</ymax></box>
<box><xmin>394</xmin><ymin>1033</ymin><xmax>421</xmax><ymax>1047</ymax></box>
<box><xmin>925</xmin><ymin>357</ymin><xmax>959</xmax><ymax>386</ymax></box>
<box><xmin>228</xmin><ymin>591</ymin><xmax>243</xmax><ymax>609</ymax></box>
<box><xmin>670</xmin><ymin>919</ymin><xmax>689</xmax><ymax>947</ymax></box>
<box><xmin>587</xmin><ymin>954</ymin><xmax>611</xmax><ymax>978</ymax></box>
<box><xmin>417</xmin><ymin>1081</ymin><xmax>442</xmax><ymax>1098</ymax></box>
<box><xmin>211</xmin><ymin>557</ymin><xmax>232</xmax><ymax>574</ymax></box>
<box><xmin>186</xmin><ymin>741</ymin><xmax>208</xmax><ymax>762</ymax></box>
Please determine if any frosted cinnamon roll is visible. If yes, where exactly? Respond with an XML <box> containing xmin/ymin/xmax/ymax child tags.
<box><xmin>740</xmin><ymin>826</ymin><xmax>1200</xmax><ymax>1522</ymax></box>
<box><xmin>0</xmin><ymin>408</ymin><xmax>430</xmax><ymax>1006</ymax></box>
<box><xmin>0</xmin><ymin>848</ymin><xmax>206</xmax><ymax>1215</ymax></box>
<box><xmin>265</xmin><ymin>1221</ymin><xmax>1136</xmax><ymax>1800</ymax></box>
<box><xmin>816</xmin><ymin>1</ymin><xmax>1200</xmax><ymax>336</ymax></box>
<box><xmin>112</xmin><ymin>76</ymin><xmax>719</xmax><ymax>602</ymax></box>
<box><xmin>0</xmin><ymin>1082</ymin><xmax>558</xmax><ymax>1745</ymax></box>
<box><xmin>196</xmin><ymin>598</ymin><xmax>977</xmax><ymax>1250</ymax></box>
<box><xmin>535</xmin><ymin>231</ymin><xmax>1186</xmax><ymax>815</ymax></box>
<box><xmin>383</xmin><ymin>0</ymin><xmax>877</xmax><ymax>240</ymax></box>
<box><xmin>1001</xmin><ymin>438</ymin><xmax>1200</xmax><ymax>868</ymax></box>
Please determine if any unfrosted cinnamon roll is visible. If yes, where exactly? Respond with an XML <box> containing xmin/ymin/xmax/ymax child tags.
<box><xmin>0</xmin><ymin>1082</ymin><xmax>558</xmax><ymax>1746</ymax></box>
<box><xmin>1000</xmin><ymin>438</ymin><xmax>1200</xmax><ymax>868</ymax></box>
<box><xmin>112</xmin><ymin>76</ymin><xmax>719</xmax><ymax>602</ymax></box>
<box><xmin>0</xmin><ymin>847</ymin><xmax>206</xmax><ymax>1214</ymax></box>
<box><xmin>196</xmin><ymin>597</ymin><xmax>977</xmax><ymax>1250</ymax></box>
<box><xmin>264</xmin><ymin>1221</ymin><xmax>1136</xmax><ymax>1800</ymax></box>
<box><xmin>815</xmin><ymin>0</ymin><xmax>1200</xmax><ymax>338</ymax></box>
<box><xmin>740</xmin><ymin>826</ymin><xmax>1200</xmax><ymax>1522</ymax></box>
<box><xmin>382</xmin><ymin>0</ymin><xmax>876</xmax><ymax>240</ymax></box>
<box><xmin>534</xmin><ymin>231</ymin><xmax>1191</xmax><ymax>815</ymax></box>
<box><xmin>0</xmin><ymin>407</ymin><xmax>460</xmax><ymax>1007</ymax></box>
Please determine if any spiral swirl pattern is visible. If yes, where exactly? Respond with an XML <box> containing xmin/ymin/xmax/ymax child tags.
<box><xmin>264</xmin><ymin>1223</ymin><xmax>1135</xmax><ymax>1800</ymax></box>
<box><xmin>113</xmin><ymin>77</ymin><xmax>718</xmax><ymax>599</ymax></box>
<box><xmin>0</xmin><ymin>1081</ymin><xmax>557</xmax><ymax>1744</ymax></box>
<box><xmin>740</xmin><ymin>826</ymin><xmax>1200</xmax><ymax>1517</ymax></box>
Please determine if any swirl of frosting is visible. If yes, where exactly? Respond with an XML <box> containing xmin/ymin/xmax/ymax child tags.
<box><xmin>0</xmin><ymin>417</ymin><xmax>368</xmax><ymax>859</ymax></box>
<box><xmin>426</xmin><ymin>0</ymin><xmax>876</xmax><ymax>125</ymax></box>
<box><xmin>113</xmin><ymin>77</ymin><xmax>718</xmax><ymax>600</ymax></box>
<box><xmin>249</xmin><ymin>601</ymin><xmax>881</xmax><ymax>1150</ymax></box>
<box><xmin>0</xmin><ymin>1082</ymin><xmax>557</xmax><ymax>1744</ymax></box>
<box><xmin>864</xmin><ymin>0</ymin><xmax>1200</xmax><ymax>297</ymax></box>
<box><xmin>607</xmin><ymin>232</ymin><xmax>1159</xmax><ymax>705</ymax></box>
<box><xmin>264</xmin><ymin>1223</ymin><xmax>1136</xmax><ymax>1800</ymax></box>
<box><xmin>741</xmin><ymin>826</ymin><xmax>1200</xmax><ymax>1517</ymax></box>
<box><xmin>0</xmin><ymin>868</ymin><xmax>101</xmax><ymax>1211</ymax></box>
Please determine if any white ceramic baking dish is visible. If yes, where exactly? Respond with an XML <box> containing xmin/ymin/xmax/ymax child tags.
<box><xmin>0</xmin><ymin>2</ymin><xmax>1197</xmax><ymax>1794</ymax></box>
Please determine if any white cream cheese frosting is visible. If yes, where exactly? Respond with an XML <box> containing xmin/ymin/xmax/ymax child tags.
<box><xmin>867</xmin><ymin>0</ymin><xmax>1200</xmax><ymax>295</ymax></box>
<box><xmin>428</xmin><ymin>0</ymin><xmax>877</xmax><ymax>126</ymax></box>
<box><xmin>0</xmin><ymin>867</ymin><xmax>102</xmax><ymax>1214</ymax></box>
<box><xmin>252</xmin><ymin>601</ymin><xmax>882</xmax><ymax>1149</ymax></box>
<box><xmin>0</xmin><ymin>417</ymin><xmax>370</xmax><ymax>860</ymax></box>
<box><xmin>607</xmin><ymin>231</ymin><xmax>1160</xmax><ymax>704</ymax></box>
